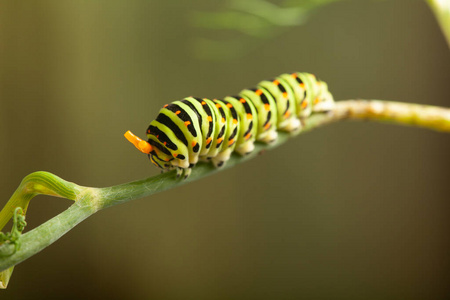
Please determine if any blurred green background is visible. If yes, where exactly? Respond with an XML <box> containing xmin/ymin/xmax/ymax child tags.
<box><xmin>1</xmin><ymin>0</ymin><xmax>449</xmax><ymax>299</ymax></box>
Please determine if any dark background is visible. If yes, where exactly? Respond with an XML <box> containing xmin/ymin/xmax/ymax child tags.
<box><xmin>1</xmin><ymin>0</ymin><xmax>449</xmax><ymax>299</ymax></box>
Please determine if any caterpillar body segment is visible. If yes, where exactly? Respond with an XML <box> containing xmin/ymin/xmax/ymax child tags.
<box><xmin>258</xmin><ymin>78</ymin><xmax>299</xmax><ymax>132</ymax></box>
<box><xmin>239</xmin><ymin>88</ymin><xmax>278</xmax><ymax>144</ymax></box>
<box><xmin>223</xmin><ymin>95</ymin><xmax>258</xmax><ymax>156</ymax></box>
<box><xmin>125</xmin><ymin>72</ymin><xmax>334</xmax><ymax>178</ymax></box>
<box><xmin>314</xmin><ymin>80</ymin><xmax>335</xmax><ymax>112</ymax></box>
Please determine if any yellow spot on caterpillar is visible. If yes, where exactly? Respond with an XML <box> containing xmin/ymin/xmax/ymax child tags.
<box><xmin>255</xmin><ymin>89</ymin><xmax>263</xmax><ymax>96</ymax></box>
<box><xmin>201</xmin><ymin>101</ymin><xmax>206</xmax><ymax>105</ymax></box>
<box><xmin>173</xmin><ymin>153</ymin><xmax>178</xmax><ymax>158</ymax></box>
<box><xmin>291</xmin><ymin>73</ymin><xmax>297</xmax><ymax>78</ymax></box>
<box><xmin>284</xmin><ymin>110</ymin><xmax>291</xmax><ymax>118</ymax></box>
<box><xmin>226</xmin><ymin>103</ymin><xmax>233</xmax><ymax>108</ymax></box>
<box><xmin>184</xmin><ymin>121</ymin><xmax>191</xmax><ymax>126</ymax></box>
<box><xmin>245</xmin><ymin>132</ymin><xmax>252</xmax><ymax>140</ymax></box>
<box><xmin>282</xmin><ymin>92</ymin><xmax>288</xmax><ymax>98</ymax></box>
<box><xmin>240</xmin><ymin>98</ymin><xmax>246</xmax><ymax>103</ymax></box>
<box><xmin>192</xmin><ymin>141</ymin><xmax>197</xmax><ymax>147</ymax></box>
<box><xmin>215</xmin><ymin>103</ymin><xmax>221</xmax><ymax>108</ymax></box>
<box><xmin>163</xmin><ymin>104</ymin><xmax>169</xmax><ymax>108</ymax></box>
<box><xmin>301</xmin><ymin>100</ymin><xmax>308</xmax><ymax>109</ymax></box>
<box><xmin>264</xmin><ymin>103</ymin><xmax>270</xmax><ymax>111</ymax></box>
<box><xmin>314</xmin><ymin>98</ymin><xmax>320</xmax><ymax>104</ymax></box>
<box><xmin>232</xmin><ymin>119</ymin><xmax>238</xmax><ymax>125</ymax></box>
<box><xmin>207</xmin><ymin>116</ymin><xmax>212</xmax><ymax>122</ymax></box>
<box><xmin>222</xmin><ymin>117</ymin><xmax>225</xmax><ymax>123</ymax></box>
<box><xmin>217</xmin><ymin>137</ymin><xmax>223</xmax><ymax>144</ymax></box>
<box><xmin>246</xmin><ymin>113</ymin><xmax>253</xmax><ymax>120</ymax></box>
<box><xmin>206</xmin><ymin>137</ymin><xmax>212</xmax><ymax>144</ymax></box>
<box><xmin>228</xmin><ymin>139</ymin><xmax>234</xmax><ymax>145</ymax></box>
<box><xmin>175</xmin><ymin>110</ymin><xmax>181</xmax><ymax>115</ymax></box>
<box><xmin>299</xmin><ymin>83</ymin><xmax>305</xmax><ymax>88</ymax></box>
<box><xmin>264</xmin><ymin>122</ymin><xmax>271</xmax><ymax>130</ymax></box>
<box><xmin>273</xmin><ymin>79</ymin><xmax>280</xmax><ymax>85</ymax></box>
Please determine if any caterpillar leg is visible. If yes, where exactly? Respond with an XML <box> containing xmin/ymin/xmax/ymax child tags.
<box><xmin>199</xmin><ymin>156</ymin><xmax>212</xmax><ymax>162</ymax></box>
<box><xmin>176</xmin><ymin>167</ymin><xmax>184</xmax><ymax>178</ymax></box>
<box><xmin>257</xmin><ymin>129</ymin><xmax>278</xmax><ymax>144</ymax></box>
<box><xmin>283</xmin><ymin>117</ymin><xmax>301</xmax><ymax>132</ymax></box>
<box><xmin>212</xmin><ymin>159</ymin><xmax>225</xmax><ymax>168</ymax></box>
<box><xmin>176</xmin><ymin>167</ymin><xmax>192</xmax><ymax>179</ymax></box>
<box><xmin>235</xmin><ymin>140</ymin><xmax>255</xmax><ymax>156</ymax></box>
<box><xmin>211</xmin><ymin>148</ymin><xmax>232</xmax><ymax>168</ymax></box>
<box><xmin>183</xmin><ymin>168</ymin><xmax>192</xmax><ymax>179</ymax></box>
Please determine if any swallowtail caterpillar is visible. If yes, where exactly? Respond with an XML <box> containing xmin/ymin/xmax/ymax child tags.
<box><xmin>125</xmin><ymin>72</ymin><xmax>334</xmax><ymax>178</ymax></box>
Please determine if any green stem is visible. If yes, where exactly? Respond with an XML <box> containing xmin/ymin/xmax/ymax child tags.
<box><xmin>0</xmin><ymin>172</ymin><xmax>85</xmax><ymax>288</ymax></box>
<box><xmin>427</xmin><ymin>0</ymin><xmax>450</xmax><ymax>48</ymax></box>
<box><xmin>0</xmin><ymin>171</ymin><xmax>83</xmax><ymax>231</ymax></box>
<box><xmin>333</xmin><ymin>100</ymin><xmax>450</xmax><ymax>132</ymax></box>
<box><xmin>0</xmin><ymin>100</ymin><xmax>449</xmax><ymax>287</ymax></box>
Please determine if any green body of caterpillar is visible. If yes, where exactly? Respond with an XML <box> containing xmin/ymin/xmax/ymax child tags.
<box><xmin>147</xmin><ymin>72</ymin><xmax>334</xmax><ymax>178</ymax></box>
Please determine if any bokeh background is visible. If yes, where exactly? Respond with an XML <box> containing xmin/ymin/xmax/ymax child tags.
<box><xmin>1</xmin><ymin>0</ymin><xmax>449</xmax><ymax>299</ymax></box>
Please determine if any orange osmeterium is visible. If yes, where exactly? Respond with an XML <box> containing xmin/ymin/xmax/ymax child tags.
<box><xmin>124</xmin><ymin>130</ymin><xmax>153</xmax><ymax>154</ymax></box>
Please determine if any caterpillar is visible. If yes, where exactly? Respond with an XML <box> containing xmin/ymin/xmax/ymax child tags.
<box><xmin>125</xmin><ymin>72</ymin><xmax>334</xmax><ymax>179</ymax></box>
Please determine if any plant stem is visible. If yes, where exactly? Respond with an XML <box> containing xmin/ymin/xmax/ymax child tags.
<box><xmin>0</xmin><ymin>172</ymin><xmax>82</xmax><ymax>231</ymax></box>
<box><xmin>0</xmin><ymin>100</ymin><xmax>449</xmax><ymax>286</ymax></box>
<box><xmin>427</xmin><ymin>0</ymin><xmax>450</xmax><ymax>48</ymax></box>
<box><xmin>332</xmin><ymin>100</ymin><xmax>450</xmax><ymax>132</ymax></box>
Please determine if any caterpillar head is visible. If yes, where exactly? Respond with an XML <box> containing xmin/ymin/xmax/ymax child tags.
<box><xmin>124</xmin><ymin>130</ymin><xmax>173</xmax><ymax>171</ymax></box>
<box><xmin>148</xmin><ymin>147</ymin><xmax>173</xmax><ymax>170</ymax></box>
